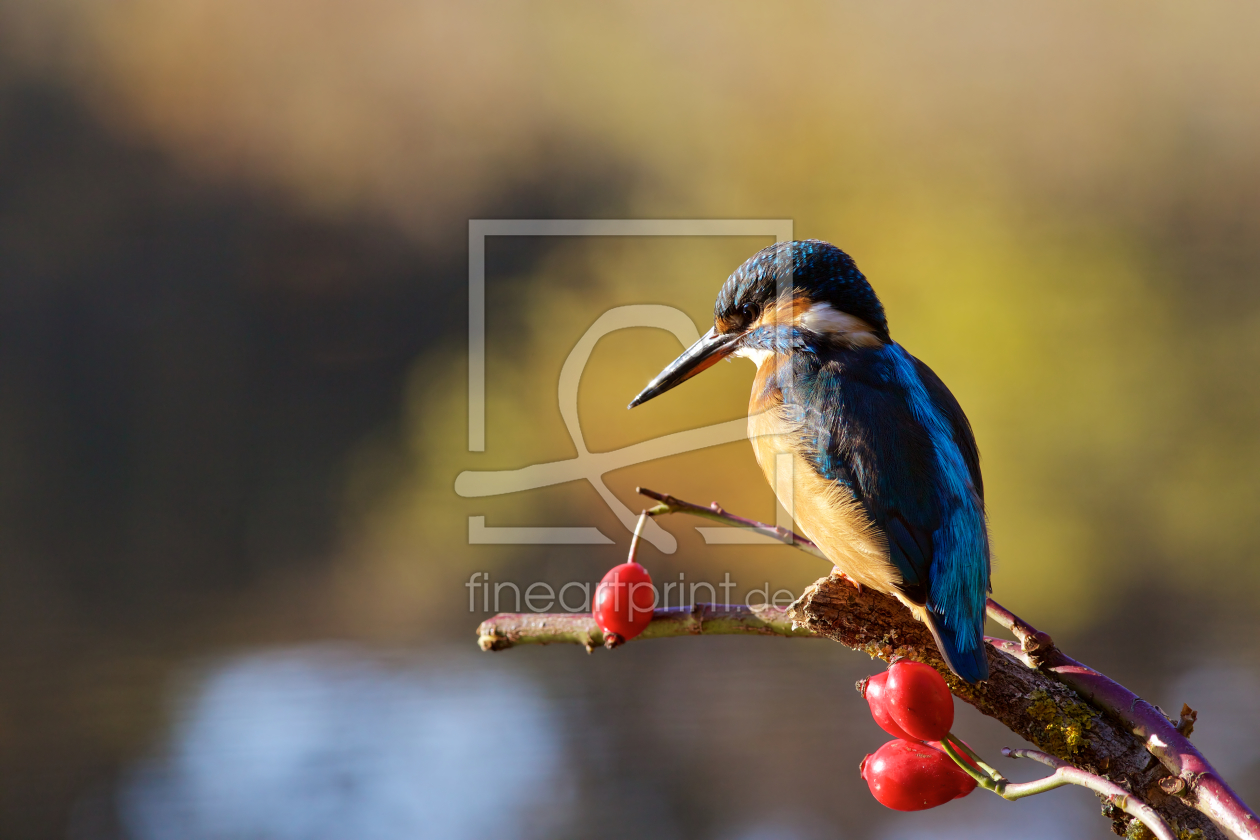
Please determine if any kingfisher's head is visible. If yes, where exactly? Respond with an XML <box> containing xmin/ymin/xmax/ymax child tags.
<box><xmin>629</xmin><ymin>240</ymin><xmax>889</xmax><ymax>408</ymax></box>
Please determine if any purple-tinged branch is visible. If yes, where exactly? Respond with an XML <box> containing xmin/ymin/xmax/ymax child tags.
<box><xmin>1000</xmin><ymin>749</ymin><xmax>1176</xmax><ymax>840</ymax></box>
<box><xmin>632</xmin><ymin>486</ymin><xmax>1258</xmax><ymax>840</ymax></box>
<box><xmin>939</xmin><ymin>735</ymin><xmax>1175</xmax><ymax>840</ymax></box>
<box><xmin>477</xmin><ymin>487</ymin><xmax>1256</xmax><ymax>840</ymax></box>
<box><xmin>998</xmin><ymin>637</ymin><xmax>1259</xmax><ymax>840</ymax></box>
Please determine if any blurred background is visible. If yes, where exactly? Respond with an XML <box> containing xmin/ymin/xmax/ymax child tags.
<box><xmin>1</xmin><ymin>1</ymin><xmax>1258</xmax><ymax>837</ymax></box>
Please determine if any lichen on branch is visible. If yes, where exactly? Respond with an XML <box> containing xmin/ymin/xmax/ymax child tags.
<box><xmin>475</xmin><ymin>487</ymin><xmax>1258</xmax><ymax>840</ymax></box>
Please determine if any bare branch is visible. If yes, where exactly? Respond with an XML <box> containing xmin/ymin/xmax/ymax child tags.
<box><xmin>784</xmin><ymin>572</ymin><xmax>1235</xmax><ymax>838</ymax></box>
<box><xmin>477</xmin><ymin>603</ymin><xmax>817</xmax><ymax>652</ymax></box>
<box><xmin>633</xmin><ymin>485</ymin><xmax>1258</xmax><ymax>839</ymax></box>
<box><xmin>476</xmin><ymin>487</ymin><xmax>1258</xmax><ymax>840</ymax></box>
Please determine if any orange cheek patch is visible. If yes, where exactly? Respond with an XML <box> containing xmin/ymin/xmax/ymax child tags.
<box><xmin>749</xmin><ymin>294</ymin><xmax>813</xmax><ymax>331</ymax></box>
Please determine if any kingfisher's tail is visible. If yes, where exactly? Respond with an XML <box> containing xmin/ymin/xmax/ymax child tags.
<box><xmin>923</xmin><ymin>610</ymin><xmax>989</xmax><ymax>684</ymax></box>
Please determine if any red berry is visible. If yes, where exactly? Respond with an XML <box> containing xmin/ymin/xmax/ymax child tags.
<box><xmin>859</xmin><ymin>739</ymin><xmax>977</xmax><ymax>811</ymax></box>
<box><xmin>861</xmin><ymin>672</ymin><xmax>916</xmax><ymax>741</ymax></box>
<box><xmin>593</xmin><ymin>562</ymin><xmax>655</xmax><ymax>641</ymax></box>
<box><xmin>885</xmin><ymin>661</ymin><xmax>954</xmax><ymax>741</ymax></box>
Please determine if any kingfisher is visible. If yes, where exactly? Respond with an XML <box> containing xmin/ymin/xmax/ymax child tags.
<box><xmin>629</xmin><ymin>240</ymin><xmax>991</xmax><ymax>683</ymax></box>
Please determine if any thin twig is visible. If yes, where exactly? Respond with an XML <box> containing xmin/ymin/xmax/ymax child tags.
<box><xmin>636</xmin><ymin>487</ymin><xmax>828</xmax><ymax>559</ymax></box>
<box><xmin>939</xmin><ymin>737</ymin><xmax>1174</xmax><ymax>839</ymax></box>
<box><xmin>1001</xmin><ymin>749</ymin><xmax>1176</xmax><ymax>840</ymax></box>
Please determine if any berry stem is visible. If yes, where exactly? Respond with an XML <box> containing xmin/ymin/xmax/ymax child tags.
<box><xmin>939</xmin><ymin>738</ymin><xmax>1003</xmax><ymax>793</ymax></box>
<box><xmin>944</xmin><ymin>733</ymin><xmax>1005</xmax><ymax>783</ymax></box>
<box><xmin>627</xmin><ymin>510</ymin><xmax>649</xmax><ymax>565</ymax></box>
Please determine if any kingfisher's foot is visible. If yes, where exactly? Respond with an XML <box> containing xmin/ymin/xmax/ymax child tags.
<box><xmin>833</xmin><ymin>568</ymin><xmax>863</xmax><ymax>593</ymax></box>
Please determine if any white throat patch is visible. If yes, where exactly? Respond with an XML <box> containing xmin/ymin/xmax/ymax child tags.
<box><xmin>732</xmin><ymin>346</ymin><xmax>773</xmax><ymax>366</ymax></box>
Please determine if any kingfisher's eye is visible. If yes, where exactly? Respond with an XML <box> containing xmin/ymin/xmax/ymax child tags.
<box><xmin>738</xmin><ymin>302</ymin><xmax>758</xmax><ymax>324</ymax></box>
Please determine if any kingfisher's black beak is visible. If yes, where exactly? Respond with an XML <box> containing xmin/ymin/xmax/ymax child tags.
<box><xmin>628</xmin><ymin>327</ymin><xmax>742</xmax><ymax>409</ymax></box>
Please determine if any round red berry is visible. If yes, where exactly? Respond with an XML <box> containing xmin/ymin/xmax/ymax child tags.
<box><xmin>885</xmin><ymin>660</ymin><xmax>955</xmax><ymax>741</ymax></box>
<box><xmin>860</xmin><ymin>671</ymin><xmax>916</xmax><ymax>741</ymax></box>
<box><xmin>860</xmin><ymin>739</ymin><xmax>977</xmax><ymax>811</ymax></box>
<box><xmin>593</xmin><ymin>562</ymin><xmax>655</xmax><ymax>641</ymax></box>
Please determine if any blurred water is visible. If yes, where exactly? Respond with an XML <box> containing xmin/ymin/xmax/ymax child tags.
<box><xmin>40</xmin><ymin>595</ymin><xmax>1253</xmax><ymax>840</ymax></box>
<box><xmin>118</xmin><ymin>647</ymin><xmax>570</xmax><ymax>840</ymax></box>
<box><xmin>874</xmin><ymin>789</ymin><xmax>1096</xmax><ymax>840</ymax></box>
<box><xmin>85</xmin><ymin>638</ymin><xmax>1129</xmax><ymax>840</ymax></box>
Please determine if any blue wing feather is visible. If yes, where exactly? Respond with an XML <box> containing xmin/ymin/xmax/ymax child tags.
<box><xmin>788</xmin><ymin>343</ymin><xmax>991</xmax><ymax>682</ymax></box>
<box><xmin>912</xmin><ymin>356</ymin><xmax>984</xmax><ymax>501</ymax></box>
